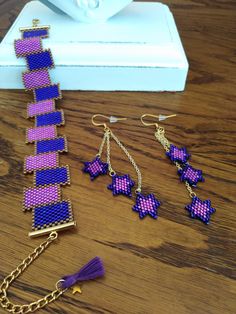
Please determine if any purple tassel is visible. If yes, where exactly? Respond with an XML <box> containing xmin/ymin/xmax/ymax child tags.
<box><xmin>60</xmin><ymin>257</ymin><xmax>105</xmax><ymax>289</ymax></box>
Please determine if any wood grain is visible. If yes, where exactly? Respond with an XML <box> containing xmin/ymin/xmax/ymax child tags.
<box><xmin>0</xmin><ymin>1</ymin><xmax>235</xmax><ymax>313</ymax></box>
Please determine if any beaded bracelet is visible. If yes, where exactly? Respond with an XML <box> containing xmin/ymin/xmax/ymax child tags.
<box><xmin>0</xmin><ymin>19</ymin><xmax>104</xmax><ymax>313</ymax></box>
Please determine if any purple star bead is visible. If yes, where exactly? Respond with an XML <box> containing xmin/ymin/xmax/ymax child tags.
<box><xmin>133</xmin><ymin>193</ymin><xmax>160</xmax><ymax>219</ymax></box>
<box><xmin>166</xmin><ymin>144</ymin><xmax>190</xmax><ymax>164</ymax></box>
<box><xmin>107</xmin><ymin>174</ymin><xmax>135</xmax><ymax>197</ymax></box>
<box><xmin>186</xmin><ymin>197</ymin><xmax>216</xmax><ymax>224</ymax></box>
<box><xmin>178</xmin><ymin>164</ymin><xmax>204</xmax><ymax>187</ymax></box>
<box><xmin>83</xmin><ymin>156</ymin><xmax>108</xmax><ymax>180</ymax></box>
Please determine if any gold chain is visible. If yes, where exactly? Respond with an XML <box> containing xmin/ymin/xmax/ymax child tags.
<box><xmin>97</xmin><ymin>131</ymin><xmax>107</xmax><ymax>157</ymax></box>
<box><xmin>155</xmin><ymin>127</ymin><xmax>196</xmax><ymax>199</ymax></box>
<box><xmin>0</xmin><ymin>232</ymin><xmax>67</xmax><ymax>314</ymax></box>
<box><xmin>155</xmin><ymin>127</ymin><xmax>170</xmax><ymax>152</ymax></box>
<box><xmin>109</xmin><ymin>129</ymin><xmax>142</xmax><ymax>193</ymax></box>
<box><xmin>106</xmin><ymin>129</ymin><xmax>116</xmax><ymax>176</ymax></box>
<box><xmin>184</xmin><ymin>181</ymin><xmax>197</xmax><ymax>198</ymax></box>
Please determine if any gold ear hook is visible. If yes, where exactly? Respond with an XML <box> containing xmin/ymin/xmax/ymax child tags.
<box><xmin>141</xmin><ymin>114</ymin><xmax>159</xmax><ymax>127</ymax></box>
<box><xmin>92</xmin><ymin>114</ymin><xmax>109</xmax><ymax>128</ymax></box>
<box><xmin>91</xmin><ymin>114</ymin><xmax>127</xmax><ymax>129</ymax></box>
<box><xmin>141</xmin><ymin>114</ymin><xmax>177</xmax><ymax>127</ymax></box>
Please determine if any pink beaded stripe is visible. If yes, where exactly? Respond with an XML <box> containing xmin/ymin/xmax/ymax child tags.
<box><xmin>27</xmin><ymin>100</ymin><xmax>55</xmax><ymax>118</ymax></box>
<box><xmin>24</xmin><ymin>152</ymin><xmax>58</xmax><ymax>173</ymax></box>
<box><xmin>22</xmin><ymin>69</ymin><xmax>51</xmax><ymax>90</ymax></box>
<box><xmin>26</xmin><ymin>125</ymin><xmax>57</xmax><ymax>143</ymax></box>
<box><xmin>14</xmin><ymin>37</ymin><xmax>42</xmax><ymax>57</ymax></box>
<box><xmin>23</xmin><ymin>185</ymin><xmax>61</xmax><ymax>211</ymax></box>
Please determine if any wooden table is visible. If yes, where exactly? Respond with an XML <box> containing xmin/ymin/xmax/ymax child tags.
<box><xmin>0</xmin><ymin>1</ymin><xmax>235</xmax><ymax>313</ymax></box>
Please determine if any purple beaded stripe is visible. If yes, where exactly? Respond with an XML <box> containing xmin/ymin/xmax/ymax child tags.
<box><xmin>14</xmin><ymin>37</ymin><xmax>42</xmax><ymax>57</ymax></box>
<box><xmin>35</xmin><ymin>110</ymin><xmax>65</xmax><ymax>127</ymax></box>
<box><xmin>23</xmin><ymin>185</ymin><xmax>61</xmax><ymax>211</ymax></box>
<box><xmin>35</xmin><ymin>136</ymin><xmax>68</xmax><ymax>155</ymax></box>
<box><xmin>27</xmin><ymin>99</ymin><xmax>55</xmax><ymax>118</ymax></box>
<box><xmin>33</xmin><ymin>84</ymin><xmax>62</xmax><ymax>103</ymax></box>
<box><xmin>26</xmin><ymin>49</ymin><xmax>54</xmax><ymax>72</ymax></box>
<box><xmin>34</xmin><ymin>165</ymin><xmax>70</xmax><ymax>187</ymax></box>
<box><xmin>32</xmin><ymin>200</ymin><xmax>73</xmax><ymax>231</ymax></box>
<box><xmin>26</xmin><ymin>125</ymin><xmax>57</xmax><ymax>143</ymax></box>
<box><xmin>22</xmin><ymin>69</ymin><xmax>51</xmax><ymax>90</ymax></box>
<box><xmin>24</xmin><ymin>152</ymin><xmax>59</xmax><ymax>173</ymax></box>
<box><xmin>21</xmin><ymin>27</ymin><xmax>49</xmax><ymax>39</ymax></box>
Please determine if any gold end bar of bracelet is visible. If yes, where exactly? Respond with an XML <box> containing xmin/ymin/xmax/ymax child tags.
<box><xmin>29</xmin><ymin>221</ymin><xmax>76</xmax><ymax>238</ymax></box>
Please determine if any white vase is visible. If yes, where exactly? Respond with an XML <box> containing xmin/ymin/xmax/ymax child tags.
<box><xmin>45</xmin><ymin>0</ymin><xmax>133</xmax><ymax>22</ymax></box>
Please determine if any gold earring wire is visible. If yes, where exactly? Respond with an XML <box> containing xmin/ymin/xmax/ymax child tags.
<box><xmin>140</xmin><ymin>114</ymin><xmax>177</xmax><ymax>128</ymax></box>
<box><xmin>92</xmin><ymin>114</ymin><xmax>127</xmax><ymax>129</ymax></box>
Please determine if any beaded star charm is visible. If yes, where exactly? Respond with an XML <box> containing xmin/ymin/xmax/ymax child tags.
<box><xmin>83</xmin><ymin>115</ymin><xmax>161</xmax><ymax>219</ymax></box>
<box><xmin>108</xmin><ymin>174</ymin><xmax>135</xmax><ymax>197</ymax></box>
<box><xmin>186</xmin><ymin>197</ymin><xmax>215</xmax><ymax>224</ymax></box>
<box><xmin>133</xmin><ymin>193</ymin><xmax>160</xmax><ymax>219</ymax></box>
<box><xmin>166</xmin><ymin>144</ymin><xmax>190</xmax><ymax>164</ymax></box>
<box><xmin>83</xmin><ymin>156</ymin><xmax>108</xmax><ymax>180</ymax></box>
<box><xmin>178</xmin><ymin>164</ymin><xmax>204</xmax><ymax>187</ymax></box>
<box><xmin>141</xmin><ymin>114</ymin><xmax>216</xmax><ymax>224</ymax></box>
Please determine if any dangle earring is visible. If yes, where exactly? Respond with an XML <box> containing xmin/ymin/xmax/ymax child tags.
<box><xmin>83</xmin><ymin>114</ymin><xmax>161</xmax><ymax>219</ymax></box>
<box><xmin>141</xmin><ymin>114</ymin><xmax>216</xmax><ymax>224</ymax></box>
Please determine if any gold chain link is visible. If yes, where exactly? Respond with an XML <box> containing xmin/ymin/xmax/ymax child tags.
<box><xmin>108</xmin><ymin>129</ymin><xmax>142</xmax><ymax>193</ymax></box>
<box><xmin>0</xmin><ymin>232</ymin><xmax>67</xmax><ymax>314</ymax></box>
<box><xmin>155</xmin><ymin>126</ymin><xmax>196</xmax><ymax>199</ymax></box>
